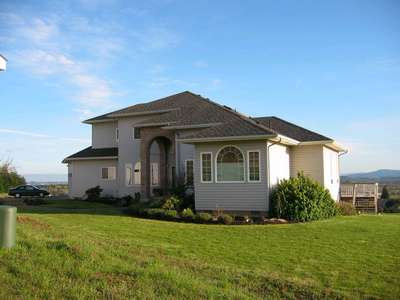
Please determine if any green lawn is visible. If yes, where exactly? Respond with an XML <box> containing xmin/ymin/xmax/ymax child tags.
<box><xmin>0</xmin><ymin>205</ymin><xmax>399</xmax><ymax>299</ymax></box>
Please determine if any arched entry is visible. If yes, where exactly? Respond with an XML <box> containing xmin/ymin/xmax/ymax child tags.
<box><xmin>140</xmin><ymin>133</ymin><xmax>176</xmax><ymax>198</ymax></box>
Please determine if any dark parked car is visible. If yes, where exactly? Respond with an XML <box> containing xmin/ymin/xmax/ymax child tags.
<box><xmin>8</xmin><ymin>185</ymin><xmax>50</xmax><ymax>198</ymax></box>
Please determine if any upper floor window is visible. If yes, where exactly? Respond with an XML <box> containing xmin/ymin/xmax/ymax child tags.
<box><xmin>185</xmin><ymin>160</ymin><xmax>194</xmax><ymax>186</ymax></box>
<box><xmin>116</xmin><ymin>128</ymin><xmax>119</xmax><ymax>143</ymax></box>
<box><xmin>247</xmin><ymin>151</ymin><xmax>261</xmax><ymax>182</ymax></box>
<box><xmin>133</xmin><ymin>127</ymin><xmax>141</xmax><ymax>139</ymax></box>
<box><xmin>216</xmin><ymin>146</ymin><xmax>244</xmax><ymax>182</ymax></box>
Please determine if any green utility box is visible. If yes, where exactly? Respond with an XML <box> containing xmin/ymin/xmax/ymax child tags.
<box><xmin>0</xmin><ymin>206</ymin><xmax>17</xmax><ymax>249</ymax></box>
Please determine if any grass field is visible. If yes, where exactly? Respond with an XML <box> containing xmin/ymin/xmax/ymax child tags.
<box><xmin>0</xmin><ymin>202</ymin><xmax>399</xmax><ymax>299</ymax></box>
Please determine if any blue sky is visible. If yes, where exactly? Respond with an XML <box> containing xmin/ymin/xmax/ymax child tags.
<box><xmin>0</xmin><ymin>0</ymin><xmax>399</xmax><ymax>176</ymax></box>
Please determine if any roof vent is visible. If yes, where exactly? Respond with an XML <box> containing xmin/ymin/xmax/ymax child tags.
<box><xmin>223</xmin><ymin>105</ymin><xmax>233</xmax><ymax>110</ymax></box>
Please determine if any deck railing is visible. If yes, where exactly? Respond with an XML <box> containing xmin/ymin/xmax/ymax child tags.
<box><xmin>340</xmin><ymin>183</ymin><xmax>379</xmax><ymax>213</ymax></box>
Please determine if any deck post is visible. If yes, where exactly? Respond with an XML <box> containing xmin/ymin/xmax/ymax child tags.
<box><xmin>352</xmin><ymin>184</ymin><xmax>357</xmax><ymax>207</ymax></box>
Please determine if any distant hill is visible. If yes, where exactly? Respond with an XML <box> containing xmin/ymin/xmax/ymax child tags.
<box><xmin>23</xmin><ymin>174</ymin><xmax>67</xmax><ymax>184</ymax></box>
<box><xmin>341</xmin><ymin>169</ymin><xmax>400</xmax><ymax>183</ymax></box>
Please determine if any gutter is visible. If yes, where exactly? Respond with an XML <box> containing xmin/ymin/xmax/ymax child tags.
<box><xmin>62</xmin><ymin>156</ymin><xmax>118</xmax><ymax>163</ymax></box>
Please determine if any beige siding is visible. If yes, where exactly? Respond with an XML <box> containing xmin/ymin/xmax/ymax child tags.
<box><xmin>268</xmin><ymin>142</ymin><xmax>290</xmax><ymax>187</ymax></box>
<box><xmin>194</xmin><ymin>141</ymin><xmax>268</xmax><ymax>212</ymax></box>
<box><xmin>290</xmin><ymin>145</ymin><xmax>324</xmax><ymax>184</ymax></box>
<box><xmin>68</xmin><ymin>159</ymin><xmax>118</xmax><ymax>198</ymax></box>
<box><xmin>323</xmin><ymin>146</ymin><xmax>340</xmax><ymax>201</ymax></box>
<box><xmin>92</xmin><ymin>122</ymin><xmax>117</xmax><ymax>149</ymax></box>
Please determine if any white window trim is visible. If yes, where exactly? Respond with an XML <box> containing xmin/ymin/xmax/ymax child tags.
<box><xmin>185</xmin><ymin>159</ymin><xmax>194</xmax><ymax>185</ymax></box>
<box><xmin>200</xmin><ymin>152</ymin><xmax>213</xmax><ymax>183</ymax></box>
<box><xmin>134</xmin><ymin>161</ymin><xmax>141</xmax><ymax>185</ymax></box>
<box><xmin>125</xmin><ymin>163</ymin><xmax>133</xmax><ymax>186</ymax></box>
<box><xmin>215</xmin><ymin>145</ymin><xmax>246</xmax><ymax>184</ymax></box>
<box><xmin>133</xmin><ymin>127</ymin><xmax>141</xmax><ymax>140</ymax></box>
<box><xmin>247</xmin><ymin>150</ymin><xmax>261</xmax><ymax>183</ymax></box>
<box><xmin>100</xmin><ymin>166</ymin><xmax>116</xmax><ymax>181</ymax></box>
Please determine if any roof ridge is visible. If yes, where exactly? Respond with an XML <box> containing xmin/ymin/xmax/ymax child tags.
<box><xmin>255</xmin><ymin>116</ymin><xmax>331</xmax><ymax>140</ymax></box>
<box><xmin>186</xmin><ymin>92</ymin><xmax>277</xmax><ymax>136</ymax></box>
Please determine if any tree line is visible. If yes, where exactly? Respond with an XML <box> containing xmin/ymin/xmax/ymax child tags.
<box><xmin>0</xmin><ymin>160</ymin><xmax>26</xmax><ymax>193</ymax></box>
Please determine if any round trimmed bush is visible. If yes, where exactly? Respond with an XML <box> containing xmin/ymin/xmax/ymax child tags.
<box><xmin>217</xmin><ymin>214</ymin><xmax>234</xmax><ymax>225</ymax></box>
<box><xmin>195</xmin><ymin>212</ymin><xmax>213</xmax><ymax>224</ymax></box>
<box><xmin>180</xmin><ymin>208</ymin><xmax>195</xmax><ymax>222</ymax></box>
<box><xmin>271</xmin><ymin>173</ymin><xmax>337</xmax><ymax>222</ymax></box>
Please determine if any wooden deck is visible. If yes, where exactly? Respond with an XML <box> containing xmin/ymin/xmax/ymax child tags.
<box><xmin>340</xmin><ymin>183</ymin><xmax>378</xmax><ymax>213</ymax></box>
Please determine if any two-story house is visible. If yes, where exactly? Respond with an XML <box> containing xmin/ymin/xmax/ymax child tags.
<box><xmin>63</xmin><ymin>91</ymin><xmax>345</xmax><ymax>213</ymax></box>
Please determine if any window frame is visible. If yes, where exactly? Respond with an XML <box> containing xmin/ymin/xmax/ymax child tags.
<box><xmin>133</xmin><ymin>127</ymin><xmax>141</xmax><ymax>140</ymax></box>
<box><xmin>116</xmin><ymin>128</ymin><xmax>119</xmax><ymax>143</ymax></box>
<box><xmin>134</xmin><ymin>161</ymin><xmax>141</xmax><ymax>185</ymax></box>
<box><xmin>185</xmin><ymin>159</ymin><xmax>194</xmax><ymax>186</ymax></box>
<box><xmin>215</xmin><ymin>145</ymin><xmax>246</xmax><ymax>184</ymax></box>
<box><xmin>101</xmin><ymin>166</ymin><xmax>116</xmax><ymax>180</ymax></box>
<box><xmin>125</xmin><ymin>163</ymin><xmax>133</xmax><ymax>186</ymax></box>
<box><xmin>247</xmin><ymin>150</ymin><xmax>261</xmax><ymax>183</ymax></box>
<box><xmin>200</xmin><ymin>152</ymin><xmax>213</xmax><ymax>183</ymax></box>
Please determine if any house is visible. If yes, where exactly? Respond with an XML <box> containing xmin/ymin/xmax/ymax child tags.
<box><xmin>63</xmin><ymin>91</ymin><xmax>345</xmax><ymax>213</ymax></box>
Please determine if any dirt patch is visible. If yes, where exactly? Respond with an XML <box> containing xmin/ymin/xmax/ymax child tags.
<box><xmin>17</xmin><ymin>216</ymin><xmax>51</xmax><ymax>229</ymax></box>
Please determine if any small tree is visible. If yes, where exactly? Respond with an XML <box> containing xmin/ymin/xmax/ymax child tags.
<box><xmin>0</xmin><ymin>159</ymin><xmax>25</xmax><ymax>193</ymax></box>
<box><xmin>381</xmin><ymin>186</ymin><xmax>390</xmax><ymax>199</ymax></box>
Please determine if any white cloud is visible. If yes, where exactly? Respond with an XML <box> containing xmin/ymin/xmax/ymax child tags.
<box><xmin>0</xmin><ymin>128</ymin><xmax>50</xmax><ymax>138</ymax></box>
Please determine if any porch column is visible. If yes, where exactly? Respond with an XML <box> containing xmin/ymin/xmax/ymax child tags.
<box><xmin>140</xmin><ymin>140</ymin><xmax>151</xmax><ymax>199</ymax></box>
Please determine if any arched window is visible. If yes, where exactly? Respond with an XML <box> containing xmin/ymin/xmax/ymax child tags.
<box><xmin>216</xmin><ymin>146</ymin><xmax>244</xmax><ymax>182</ymax></box>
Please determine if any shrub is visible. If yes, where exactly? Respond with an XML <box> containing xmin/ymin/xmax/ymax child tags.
<box><xmin>180</xmin><ymin>208</ymin><xmax>195</xmax><ymax>221</ymax></box>
<box><xmin>145</xmin><ymin>208</ymin><xmax>179</xmax><ymax>221</ymax></box>
<box><xmin>217</xmin><ymin>214</ymin><xmax>234</xmax><ymax>225</ymax></box>
<box><xmin>195</xmin><ymin>212</ymin><xmax>213</xmax><ymax>224</ymax></box>
<box><xmin>85</xmin><ymin>186</ymin><xmax>102</xmax><ymax>202</ymax></box>
<box><xmin>336</xmin><ymin>202</ymin><xmax>356</xmax><ymax>216</ymax></box>
<box><xmin>271</xmin><ymin>173</ymin><xmax>337</xmax><ymax>222</ymax></box>
<box><xmin>146</xmin><ymin>208</ymin><xmax>166</xmax><ymax>219</ymax></box>
<box><xmin>381</xmin><ymin>186</ymin><xmax>390</xmax><ymax>199</ymax></box>
<box><xmin>121</xmin><ymin>195</ymin><xmax>134</xmax><ymax>207</ymax></box>
<box><xmin>164</xmin><ymin>210</ymin><xmax>178</xmax><ymax>220</ymax></box>
<box><xmin>134</xmin><ymin>192</ymin><xmax>141</xmax><ymax>203</ymax></box>
<box><xmin>0</xmin><ymin>160</ymin><xmax>25</xmax><ymax>193</ymax></box>
<box><xmin>385</xmin><ymin>199</ymin><xmax>400</xmax><ymax>209</ymax></box>
<box><xmin>162</xmin><ymin>196</ymin><xmax>182</xmax><ymax>210</ymax></box>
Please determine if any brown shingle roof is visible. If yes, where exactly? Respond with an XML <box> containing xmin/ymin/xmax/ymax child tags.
<box><xmin>254</xmin><ymin>116</ymin><xmax>332</xmax><ymax>142</ymax></box>
<box><xmin>63</xmin><ymin>146</ymin><xmax>118</xmax><ymax>162</ymax></box>
<box><xmin>83</xmin><ymin>91</ymin><xmax>331</xmax><ymax>142</ymax></box>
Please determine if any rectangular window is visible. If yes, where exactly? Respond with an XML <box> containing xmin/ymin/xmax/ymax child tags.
<box><xmin>247</xmin><ymin>151</ymin><xmax>260</xmax><ymax>182</ymax></box>
<box><xmin>185</xmin><ymin>160</ymin><xmax>194</xmax><ymax>186</ymax></box>
<box><xmin>133</xmin><ymin>127</ymin><xmax>141</xmax><ymax>139</ymax></box>
<box><xmin>151</xmin><ymin>163</ymin><xmax>159</xmax><ymax>185</ymax></box>
<box><xmin>125</xmin><ymin>164</ymin><xmax>133</xmax><ymax>186</ymax></box>
<box><xmin>101</xmin><ymin>167</ymin><xmax>116</xmax><ymax>180</ymax></box>
<box><xmin>201</xmin><ymin>152</ymin><xmax>212</xmax><ymax>183</ymax></box>
<box><xmin>116</xmin><ymin>128</ymin><xmax>119</xmax><ymax>142</ymax></box>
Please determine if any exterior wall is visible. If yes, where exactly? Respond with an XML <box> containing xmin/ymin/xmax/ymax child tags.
<box><xmin>323</xmin><ymin>146</ymin><xmax>340</xmax><ymax>201</ymax></box>
<box><xmin>92</xmin><ymin>122</ymin><xmax>117</xmax><ymax>149</ymax></box>
<box><xmin>268</xmin><ymin>142</ymin><xmax>290</xmax><ymax>187</ymax></box>
<box><xmin>290</xmin><ymin>145</ymin><xmax>324</xmax><ymax>184</ymax></box>
<box><xmin>290</xmin><ymin>144</ymin><xmax>340</xmax><ymax>201</ymax></box>
<box><xmin>116</xmin><ymin>115</ymin><xmax>153</xmax><ymax>197</ymax></box>
<box><xmin>68</xmin><ymin>159</ymin><xmax>118</xmax><ymax>198</ymax></box>
<box><xmin>194</xmin><ymin>141</ymin><xmax>268</xmax><ymax>212</ymax></box>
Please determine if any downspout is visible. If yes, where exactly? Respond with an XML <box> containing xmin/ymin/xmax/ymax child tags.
<box><xmin>337</xmin><ymin>149</ymin><xmax>348</xmax><ymax>200</ymax></box>
<box><xmin>266</xmin><ymin>137</ymin><xmax>282</xmax><ymax>211</ymax></box>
